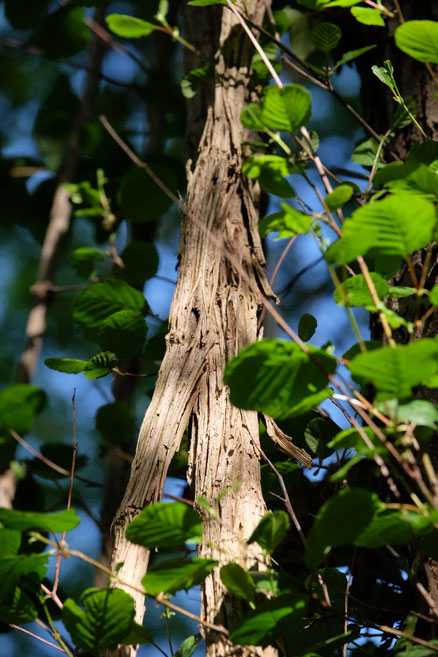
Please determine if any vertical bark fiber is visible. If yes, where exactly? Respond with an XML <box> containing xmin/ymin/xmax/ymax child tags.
<box><xmin>108</xmin><ymin>2</ymin><xmax>277</xmax><ymax>655</ymax></box>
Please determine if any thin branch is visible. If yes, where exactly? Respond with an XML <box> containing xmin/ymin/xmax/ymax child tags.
<box><xmin>9</xmin><ymin>624</ymin><xmax>65</xmax><ymax>653</ymax></box>
<box><xmin>31</xmin><ymin>532</ymin><xmax>229</xmax><ymax>636</ymax></box>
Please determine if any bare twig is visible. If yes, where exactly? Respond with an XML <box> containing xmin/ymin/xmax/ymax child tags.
<box><xmin>9</xmin><ymin>624</ymin><xmax>65</xmax><ymax>653</ymax></box>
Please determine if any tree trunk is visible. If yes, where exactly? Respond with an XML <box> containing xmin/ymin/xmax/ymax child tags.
<box><xmin>108</xmin><ymin>2</ymin><xmax>277</xmax><ymax>655</ymax></box>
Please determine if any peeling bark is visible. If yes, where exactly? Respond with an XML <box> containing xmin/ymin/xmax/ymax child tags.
<box><xmin>108</xmin><ymin>2</ymin><xmax>278</xmax><ymax>655</ymax></box>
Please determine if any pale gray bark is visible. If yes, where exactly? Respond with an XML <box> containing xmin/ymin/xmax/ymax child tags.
<box><xmin>108</xmin><ymin>2</ymin><xmax>279</xmax><ymax>655</ymax></box>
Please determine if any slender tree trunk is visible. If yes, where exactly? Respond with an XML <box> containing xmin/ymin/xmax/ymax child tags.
<box><xmin>108</xmin><ymin>2</ymin><xmax>277</xmax><ymax>655</ymax></box>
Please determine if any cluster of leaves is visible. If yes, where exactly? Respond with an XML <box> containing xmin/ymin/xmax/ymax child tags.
<box><xmin>2</xmin><ymin>0</ymin><xmax>438</xmax><ymax>656</ymax></box>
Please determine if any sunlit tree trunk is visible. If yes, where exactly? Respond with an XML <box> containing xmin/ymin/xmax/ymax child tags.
<box><xmin>108</xmin><ymin>2</ymin><xmax>277</xmax><ymax>655</ymax></box>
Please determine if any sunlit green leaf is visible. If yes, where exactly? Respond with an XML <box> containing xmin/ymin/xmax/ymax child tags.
<box><xmin>243</xmin><ymin>155</ymin><xmax>296</xmax><ymax>198</ymax></box>
<box><xmin>261</xmin><ymin>84</ymin><xmax>311</xmax><ymax>133</ymax></box>
<box><xmin>224</xmin><ymin>339</ymin><xmax>336</xmax><ymax>419</ymax></box>
<box><xmin>395</xmin><ymin>20</ymin><xmax>438</xmax><ymax>64</ymax></box>
<box><xmin>106</xmin><ymin>14</ymin><xmax>156</xmax><ymax>38</ymax></box>
<box><xmin>126</xmin><ymin>502</ymin><xmax>202</xmax><ymax>549</ymax></box>
<box><xmin>325</xmin><ymin>184</ymin><xmax>354</xmax><ymax>211</ymax></box>
<box><xmin>334</xmin><ymin>273</ymin><xmax>388</xmax><ymax>307</ymax></box>
<box><xmin>351</xmin><ymin>7</ymin><xmax>385</xmax><ymax>27</ymax></box>
<box><xmin>44</xmin><ymin>358</ymin><xmax>88</xmax><ymax>374</ymax></box>
<box><xmin>325</xmin><ymin>195</ymin><xmax>436</xmax><ymax>265</ymax></box>
<box><xmin>349</xmin><ymin>340</ymin><xmax>438</xmax><ymax>401</ymax></box>
<box><xmin>142</xmin><ymin>558</ymin><xmax>217</xmax><ymax>595</ymax></box>
<box><xmin>259</xmin><ymin>204</ymin><xmax>312</xmax><ymax>239</ymax></box>
<box><xmin>0</xmin><ymin>507</ymin><xmax>80</xmax><ymax>532</ymax></box>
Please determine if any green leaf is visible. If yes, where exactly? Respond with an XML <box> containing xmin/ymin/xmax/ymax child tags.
<box><xmin>44</xmin><ymin>358</ymin><xmax>88</xmax><ymax>374</ymax></box>
<box><xmin>259</xmin><ymin>204</ymin><xmax>312</xmax><ymax>239</ymax></box>
<box><xmin>304</xmin><ymin>416</ymin><xmax>338</xmax><ymax>459</ymax></box>
<box><xmin>351</xmin><ymin>7</ymin><xmax>385</xmax><ymax>27</ymax></box>
<box><xmin>0</xmin><ymin>529</ymin><xmax>21</xmax><ymax>556</ymax></box>
<box><xmin>349</xmin><ymin>340</ymin><xmax>438</xmax><ymax>401</ymax></box>
<box><xmin>395</xmin><ymin>21</ymin><xmax>438</xmax><ymax>64</ymax></box>
<box><xmin>355</xmin><ymin>507</ymin><xmax>438</xmax><ymax>548</ymax></box>
<box><xmin>142</xmin><ymin>557</ymin><xmax>217</xmax><ymax>596</ymax></box>
<box><xmin>407</xmin><ymin>140</ymin><xmax>438</xmax><ymax>165</ymax></box>
<box><xmin>0</xmin><ymin>587</ymin><xmax>38</xmax><ymax>625</ymax></box>
<box><xmin>0</xmin><ymin>508</ymin><xmax>80</xmax><ymax>532</ymax></box>
<box><xmin>118</xmin><ymin>165</ymin><xmax>177</xmax><ymax>222</ymax></box>
<box><xmin>298</xmin><ymin>313</ymin><xmax>317</xmax><ymax>341</ymax></box>
<box><xmin>0</xmin><ymin>384</ymin><xmax>46</xmax><ymax>436</ymax></box>
<box><xmin>261</xmin><ymin>84</ymin><xmax>312</xmax><ymax>133</ymax></box>
<box><xmin>334</xmin><ymin>273</ymin><xmax>389</xmax><ymax>307</ymax></box>
<box><xmin>387</xmin><ymin>286</ymin><xmax>416</xmax><ymax>299</ymax></box>
<box><xmin>97</xmin><ymin>310</ymin><xmax>147</xmax><ymax>359</ymax></box>
<box><xmin>121</xmin><ymin>622</ymin><xmax>153</xmax><ymax>645</ymax></box>
<box><xmin>0</xmin><ymin>528</ymin><xmax>48</xmax><ymax>606</ymax></box>
<box><xmin>376</xmin><ymin>399</ymin><xmax>438</xmax><ymax>429</ymax></box>
<box><xmin>241</xmin><ymin>103</ymin><xmax>266</xmax><ymax>131</ymax></box>
<box><xmin>248</xmin><ymin>510</ymin><xmax>290</xmax><ymax>553</ymax></box>
<box><xmin>373</xmin><ymin>162</ymin><xmax>438</xmax><ymax>197</ymax></box>
<box><xmin>334</xmin><ymin>44</ymin><xmax>377</xmax><ymax>68</ymax></box>
<box><xmin>126</xmin><ymin>502</ymin><xmax>202</xmax><ymax>549</ymax></box>
<box><xmin>325</xmin><ymin>184</ymin><xmax>354</xmax><ymax>211</ymax></box>
<box><xmin>63</xmin><ymin>588</ymin><xmax>135</xmax><ymax>656</ymax></box>
<box><xmin>252</xmin><ymin>42</ymin><xmax>280</xmax><ymax>79</ymax></box>
<box><xmin>394</xmin><ymin>643</ymin><xmax>438</xmax><ymax>657</ymax></box>
<box><xmin>70</xmin><ymin>247</ymin><xmax>104</xmax><ymax>279</ymax></box>
<box><xmin>0</xmin><ymin>553</ymin><xmax>48</xmax><ymax>605</ymax></box>
<box><xmin>325</xmin><ymin>195</ymin><xmax>437</xmax><ymax>265</ymax></box>
<box><xmin>224</xmin><ymin>339</ymin><xmax>336</xmax><ymax>419</ymax></box>
<box><xmin>306</xmin><ymin>488</ymin><xmax>380</xmax><ymax>568</ymax></box>
<box><xmin>352</xmin><ymin>137</ymin><xmax>382</xmax><ymax>168</ymax></box>
<box><xmin>312</xmin><ymin>22</ymin><xmax>341</xmax><ymax>53</ymax></box>
<box><xmin>392</xmin><ymin>97</ymin><xmax>418</xmax><ymax>130</ymax></box>
<box><xmin>281</xmin><ymin>84</ymin><xmax>312</xmax><ymax>132</ymax></box>
<box><xmin>229</xmin><ymin>594</ymin><xmax>306</xmax><ymax>646</ymax></box>
<box><xmin>73</xmin><ymin>280</ymin><xmax>147</xmax><ymax>330</ymax></box>
<box><xmin>220</xmin><ymin>563</ymin><xmax>255</xmax><ymax>602</ymax></box>
<box><xmin>243</xmin><ymin>155</ymin><xmax>296</xmax><ymax>198</ymax></box>
<box><xmin>83</xmin><ymin>351</ymin><xmax>118</xmax><ymax>379</ymax></box>
<box><xmin>105</xmin><ymin>14</ymin><xmax>156</xmax><ymax>38</ymax></box>
<box><xmin>95</xmin><ymin>402</ymin><xmax>135</xmax><ymax>444</ymax></box>
<box><xmin>181</xmin><ymin>64</ymin><xmax>214</xmax><ymax>99</ymax></box>
<box><xmin>174</xmin><ymin>634</ymin><xmax>202</xmax><ymax>657</ymax></box>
